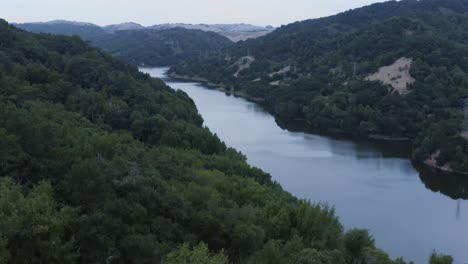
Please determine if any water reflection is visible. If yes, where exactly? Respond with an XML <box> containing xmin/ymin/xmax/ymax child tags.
<box><xmin>142</xmin><ymin>67</ymin><xmax>468</xmax><ymax>264</ymax></box>
<box><xmin>279</xmin><ymin>116</ymin><xmax>468</xmax><ymax>201</ymax></box>
<box><xmin>416</xmin><ymin>163</ymin><xmax>468</xmax><ymax>200</ymax></box>
<box><xmin>276</xmin><ymin>118</ymin><xmax>412</xmax><ymax>159</ymax></box>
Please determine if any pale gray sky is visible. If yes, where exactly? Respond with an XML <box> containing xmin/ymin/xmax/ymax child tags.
<box><xmin>3</xmin><ymin>0</ymin><xmax>388</xmax><ymax>27</ymax></box>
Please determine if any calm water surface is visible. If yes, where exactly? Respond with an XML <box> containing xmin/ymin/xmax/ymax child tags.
<box><xmin>142</xmin><ymin>67</ymin><xmax>468</xmax><ymax>264</ymax></box>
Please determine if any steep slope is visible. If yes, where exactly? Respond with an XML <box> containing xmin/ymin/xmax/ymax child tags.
<box><xmin>94</xmin><ymin>28</ymin><xmax>233</xmax><ymax>66</ymax></box>
<box><xmin>0</xmin><ymin>19</ymin><xmax>416</xmax><ymax>264</ymax></box>
<box><xmin>172</xmin><ymin>0</ymin><xmax>468</xmax><ymax>172</ymax></box>
<box><xmin>16</xmin><ymin>21</ymin><xmax>233</xmax><ymax>66</ymax></box>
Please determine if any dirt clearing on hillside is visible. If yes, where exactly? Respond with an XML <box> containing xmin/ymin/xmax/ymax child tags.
<box><xmin>232</xmin><ymin>56</ymin><xmax>255</xmax><ymax>78</ymax></box>
<box><xmin>366</xmin><ymin>57</ymin><xmax>415</xmax><ymax>95</ymax></box>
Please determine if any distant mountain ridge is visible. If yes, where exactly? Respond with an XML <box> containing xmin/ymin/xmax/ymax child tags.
<box><xmin>148</xmin><ymin>23</ymin><xmax>274</xmax><ymax>42</ymax></box>
<box><xmin>44</xmin><ymin>19</ymin><xmax>98</xmax><ymax>26</ymax></box>
<box><xmin>171</xmin><ymin>0</ymin><xmax>468</xmax><ymax>172</ymax></box>
<box><xmin>16</xmin><ymin>20</ymin><xmax>235</xmax><ymax>66</ymax></box>
<box><xmin>103</xmin><ymin>22</ymin><xmax>145</xmax><ymax>33</ymax></box>
<box><xmin>16</xmin><ymin>20</ymin><xmax>274</xmax><ymax>42</ymax></box>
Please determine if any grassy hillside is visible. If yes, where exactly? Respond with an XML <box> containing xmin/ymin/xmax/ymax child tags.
<box><xmin>17</xmin><ymin>22</ymin><xmax>233</xmax><ymax>66</ymax></box>
<box><xmin>172</xmin><ymin>0</ymin><xmax>468</xmax><ymax>172</ymax></box>
<box><xmin>0</xmin><ymin>19</ymin><xmax>425</xmax><ymax>263</ymax></box>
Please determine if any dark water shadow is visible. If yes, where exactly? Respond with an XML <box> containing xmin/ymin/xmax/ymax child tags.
<box><xmin>275</xmin><ymin>117</ymin><xmax>412</xmax><ymax>159</ymax></box>
<box><xmin>415</xmin><ymin>162</ymin><xmax>468</xmax><ymax>200</ymax></box>
<box><xmin>277</xmin><ymin>117</ymin><xmax>468</xmax><ymax>200</ymax></box>
<box><xmin>166</xmin><ymin>72</ymin><xmax>468</xmax><ymax>202</ymax></box>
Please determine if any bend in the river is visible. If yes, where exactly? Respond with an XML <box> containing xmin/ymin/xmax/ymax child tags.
<box><xmin>141</xmin><ymin>67</ymin><xmax>468</xmax><ymax>264</ymax></box>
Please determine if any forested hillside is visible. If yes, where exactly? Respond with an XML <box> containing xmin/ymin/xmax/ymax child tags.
<box><xmin>172</xmin><ymin>0</ymin><xmax>468</xmax><ymax>172</ymax></box>
<box><xmin>16</xmin><ymin>20</ymin><xmax>108</xmax><ymax>40</ymax></box>
<box><xmin>17</xmin><ymin>22</ymin><xmax>233</xmax><ymax>66</ymax></box>
<box><xmin>0</xmin><ymin>19</ymin><xmax>424</xmax><ymax>263</ymax></box>
<box><xmin>93</xmin><ymin>28</ymin><xmax>233</xmax><ymax>66</ymax></box>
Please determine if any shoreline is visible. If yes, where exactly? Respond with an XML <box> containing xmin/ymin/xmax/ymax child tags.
<box><xmin>167</xmin><ymin>72</ymin><xmax>465</xmax><ymax>176</ymax></box>
<box><xmin>282</xmin><ymin>118</ymin><xmax>411</xmax><ymax>143</ymax></box>
<box><xmin>424</xmin><ymin>151</ymin><xmax>468</xmax><ymax>176</ymax></box>
<box><xmin>168</xmin><ymin>73</ymin><xmax>266</xmax><ymax>103</ymax></box>
<box><xmin>368</xmin><ymin>134</ymin><xmax>411</xmax><ymax>142</ymax></box>
<box><xmin>423</xmin><ymin>160</ymin><xmax>468</xmax><ymax>176</ymax></box>
<box><xmin>168</xmin><ymin>73</ymin><xmax>225</xmax><ymax>88</ymax></box>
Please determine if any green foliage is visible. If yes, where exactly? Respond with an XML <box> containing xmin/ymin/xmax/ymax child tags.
<box><xmin>429</xmin><ymin>252</ymin><xmax>454</xmax><ymax>264</ymax></box>
<box><xmin>17</xmin><ymin>23</ymin><xmax>233</xmax><ymax>66</ymax></box>
<box><xmin>344</xmin><ymin>229</ymin><xmax>375</xmax><ymax>261</ymax></box>
<box><xmin>97</xmin><ymin>28</ymin><xmax>232</xmax><ymax>66</ymax></box>
<box><xmin>394</xmin><ymin>257</ymin><xmax>414</xmax><ymax>264</ymax></box>
<box><xmin>0</xmin><ymin>19</ymin><xmax>401</xmax><ymax>264</ymax></box>
<box><xmin>0</xmin><ymin>177</ymin><xmax>78</xmax><ymax>264</ymax></box>
<box><xmin>173</xmin><ymin>0</ymin><xmax>468</xmax><ymax>172</ymax></box>
<box><xmin>364</xmin><ymin>247</ymin><xmax>394</xmax><ymax>264</ymax></box>
<box><xmin>162</xmin><ymin>243</ymin><xmax>229</xmax><ymax>264</ymax></box>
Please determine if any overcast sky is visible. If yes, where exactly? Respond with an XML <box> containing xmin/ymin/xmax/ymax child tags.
<box><xmin>3</xmin><ymin>0</ymin><xmax>388</xmax><ymax>27</ymax></box>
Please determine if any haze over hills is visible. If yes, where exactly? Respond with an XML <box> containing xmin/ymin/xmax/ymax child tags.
<box><xmin>44</xmin><ymin>19</ymin><xmax>97</xmax><ymax>26</ymax></box>
<box><xmin>15</xmin><ymin>20</ymin><xmax>107</xmax><ymax>40</ymax></box>
<box><xmin>103</xmin><ymin>22</ymin><xmax>146</xmax><ymax>33</ymax></box>
<box><xmin>148</xmin><ymin>23</ymin><xmax>274</xmax><ymax>42</ymax></box>
<box><xmin>16</xmin><ymin>20</ymin><xmax>236</xmax><ymax>66</ymax></box>
<box><xmin>172</xmin><ymin>0</ymin><xmax>468</xmax><ymax>173</ymax></box>
<box><xmin>16</xmin><ymin>20</ymin><xmax>274</xmax><ymax>42</ymax></box>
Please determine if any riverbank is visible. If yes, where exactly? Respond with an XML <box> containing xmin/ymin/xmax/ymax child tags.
<box><xmin>168</xmin><ymin>73</ymin><xmax>266</xmax><ymax>103</ymax></box>
<box><xmin>168</xmin><ymin>73</ymin><xmax>224</xmax><ymax>87</ymax></box>
<box><xmin>167</xmin><ymin>71</ymin><xmax>466</xmax><ymax>176</ymax></box>
<box><xmin>169</xmin><ymin>74</ymin><xmax>412</xmax><ymax>141</ymax></box>
<box><xmin>368</xmin><ymin>134</ymin><xmax>411</xmax><ymax>141</ymax></box>
<box><xmin>280</xmin><ymin>118</ymin><xmax>411</xmax><ymax>143</ymax></box>
<box><xmin>424</xmin><ymin>151</ymin><xmax>468</xmax><ymax>176</ymax></box>
<box><xmin>144</xmin><ymin>66</ymin><xmax>468</xmax><ymax>263</ymax></box>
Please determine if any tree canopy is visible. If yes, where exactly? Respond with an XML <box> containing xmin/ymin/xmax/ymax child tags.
<box><xmin>17</xmin><ymin>22</ymin><xmax>233</xmax><ymax>67</ymax></box>
<box><xmin>0</xmin><ymin>19</ymin><xmax>424</xmax><ymax>263</ymax></box>
<box><xmin>172</xmin><ymin>0</ymin><xmax>468</xmax><ymax>172</ymax></box>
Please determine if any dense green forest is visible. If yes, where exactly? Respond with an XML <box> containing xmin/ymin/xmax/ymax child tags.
<box><xmin>0</xmin><ymin>19</ymin><xmax>441</xmax><ymax>263</ymax></box>
<box><xmin>17</xmin><ymin>22</ymin><xmax>233</xmax><ymax>66</ymax></box>
<box><xmin>172</xmin><ymin>0</ymin><xmax>468</xmax><ymax>172</ymax></box>
<box><xmin>93</xmin><ymin>28</ymin><xmax>233</xmax><ymax>66</ymax></box>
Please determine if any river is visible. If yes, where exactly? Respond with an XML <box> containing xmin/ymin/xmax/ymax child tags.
<box><xmin>141</xmin><ymin>67</ymin><xmax>468</xmax><ymax>264</ymax></box>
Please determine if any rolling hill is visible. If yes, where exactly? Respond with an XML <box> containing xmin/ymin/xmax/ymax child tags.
<box><xmin>0</xmin><ymin>18</ymin><xmax>425</xmax><ymax>264</ymax></box>
<box><xmin>16</xmin><ymin>20</ymin><xmax>234</xmax><ymax>66</ymax></box>
<box><xmin>171</xmin><ymin>0</ymin><xmax>468</xmax><ymax>173</ymax></box>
